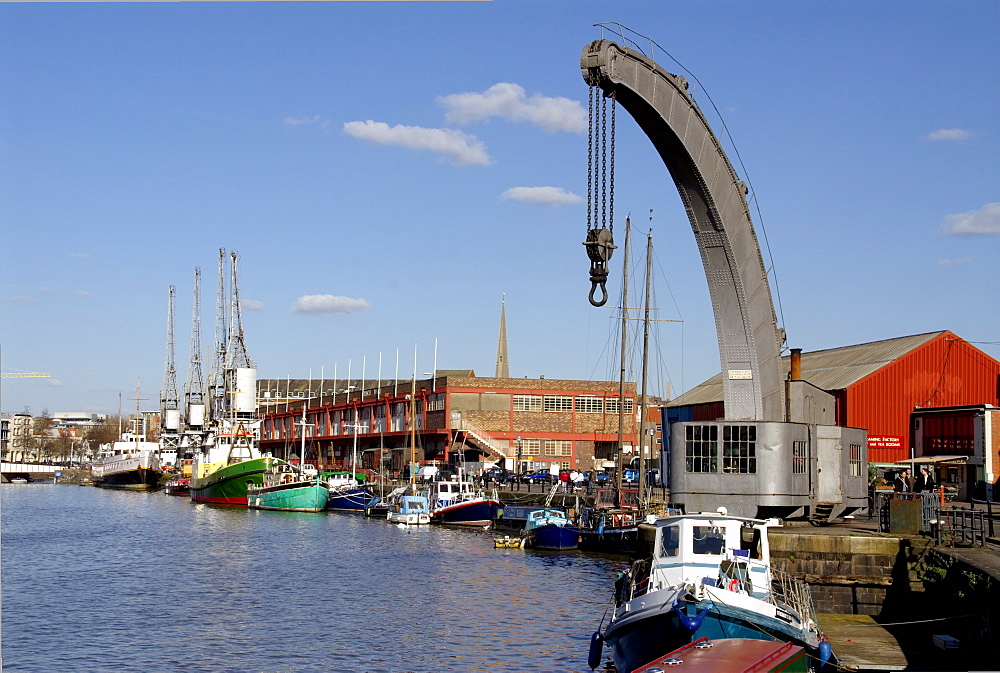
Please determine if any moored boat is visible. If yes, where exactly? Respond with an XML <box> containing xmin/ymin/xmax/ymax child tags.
<box><xmin>323</xmin><ymin>470</ymin><xmax>375</xmax><ymax>512</ymax></box>
<box><xmin>572</xmin><ymin>487</ymin><xmax>641</xmax><ymax>554</ymax></box>
<box><xmin>590</xmin><ymin>508</ymin><xmax>831</xmax><ymax>673</ymax></box>
<box><xmin>163</xmin><ymin>477</ymin><xmax>190</xmax><ymax>496</ymax></box>
<box><xmin>387</xmin><ymin>493</ymin><xmax>431</xmax><ymax>525</ymax></box>
<box><xmin>522</xmin><ymin>508</ymin><xmax>578</xmax><ymax>550</ymax></box>
<box><xmin>628</xmin><ymin>637</ymin><xmax>809</xmax><ymax>673</ymax></box>
<box><xmin>92</xmin><ymin>441</ymin><xmax>163</xmax><ymax>490</ymax></box>
<box><xmin>247</xmin><ymin>458</ymin><xmax>328</xmax><ymax>513</ymax></box>
<box><xmin>190</xmin><ymin>419</ymin><xmax>269</xmax><ymax>505</ymax></box>
<box><xmin>426</xmin><ymin>473</ymin><xmax>500</xmax><ymax>526</ymax></box>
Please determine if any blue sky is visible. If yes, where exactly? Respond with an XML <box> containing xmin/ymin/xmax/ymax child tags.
<box><xmin>2</xmin><ymin>1</ymin><xmax>998</xmax><ymax>416</ymax></box>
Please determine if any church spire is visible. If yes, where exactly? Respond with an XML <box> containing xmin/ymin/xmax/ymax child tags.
<box><xmin>495</xmin><ymin>295</ymin><xmax>509</xmax><ymax>378</ymax></box>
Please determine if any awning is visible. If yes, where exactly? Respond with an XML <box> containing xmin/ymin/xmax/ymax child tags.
<box><xmin>892</xmin><ymin>455</ymin><xmax>970</xmax><ymax>466</ymax></box>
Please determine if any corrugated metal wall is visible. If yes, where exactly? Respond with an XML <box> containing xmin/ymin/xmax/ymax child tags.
<box><xmin>848</xmin><ymin>332</ymin><xmax>1000</xmax><ymax>461</ymax></box>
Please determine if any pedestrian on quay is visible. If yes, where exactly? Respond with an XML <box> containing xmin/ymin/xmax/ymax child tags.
<box><xmin>893</xmin><ymin>468</ymin><xmax>910</xmax><ymax>493</ymax></box>
<box><xmin>915</xmin><ymin>466</ymin><xmax>936</xmax><ymax>493</ymax></box>
<box><xmin>559</xmin><ymin>469</ymin><xmax>570</xmax><ymax>493</ymax></box>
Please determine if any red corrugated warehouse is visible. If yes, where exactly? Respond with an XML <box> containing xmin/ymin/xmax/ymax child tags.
<box><xmin>666</xmin><ymin>331</ymin><xmax>1000</xmax><ymax>463</ymax></box>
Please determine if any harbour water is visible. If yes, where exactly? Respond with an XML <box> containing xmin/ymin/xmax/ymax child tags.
<box><xmin>1</xmin><ymin>484</ymin><xmax>628</xmax><ymax>672</ymax></box>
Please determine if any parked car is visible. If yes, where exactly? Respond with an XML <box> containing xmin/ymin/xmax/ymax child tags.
<box><xmin>524</xmin><ymin>469</ymin><xmax>554</xmax><ymax>484</ymax></box>
<box><xmin>584</xmin><ymin>470</ymin><xmax>611</xmax><ymax>485</ymax></box>
<box><xmin>622</xmin><ymin>468</ymin><xmax>639</xmax><ymax>484</ymax></box>
<box><xmin>483</xmin><ymin>467</ymin><xmax>507</xmax><ymax>484</ymax></box>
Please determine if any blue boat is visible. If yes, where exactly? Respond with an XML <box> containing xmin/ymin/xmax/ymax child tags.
<box><xmin>388</xmin><ymin>493</ymin><xmax>431</xmax><ymax>525</ymax></box>
<box><xmin>523</xmin><ymin>508</ymin><xmax>578</xmax><ymax>550</ymax></box>
<box><xmin>426</xmin><ymin>475</ymin><xmax>499</xmax><ymax>526</ymax></box>
<box><xmin>322</xmin><ymin>471</ymin><xmax>375</xmax><ymax>511</ymax></box>
<box><xmin>590</xmin><ymin>508</ymin><xmax>831</xmax><ymax>673</ymax></box>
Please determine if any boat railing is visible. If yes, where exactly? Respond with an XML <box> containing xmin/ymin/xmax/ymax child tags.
<box><xmin>767</xmin><ymin>567</ymin><xmax>820</xmax><ymax>632</ymax></box>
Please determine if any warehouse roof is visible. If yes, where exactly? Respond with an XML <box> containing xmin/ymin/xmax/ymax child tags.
<box><xmin>667</xmin><ymin>331</ymin><xmax>948</xmax><ymax>407</ymax></box>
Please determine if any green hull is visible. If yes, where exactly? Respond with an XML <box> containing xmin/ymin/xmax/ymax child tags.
<box><xmin>248</xmin><ymin>482</ymin><xmax>329</xmax><ymax>512</ymax></box>
<box><xmin>190</xmin><ymin>457</ymin><xmax>270</xmax><ymax>505</ymax></box>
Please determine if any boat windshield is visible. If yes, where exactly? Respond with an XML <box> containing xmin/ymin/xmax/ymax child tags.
<box><xmin>691</xmin><ymin>525</ymin><xmax>726</xmax><ymax>555</ymax></box>
<box><xmin>660</xmin><ymin>525</ymin><xmax>680</xmax><ymax>557</ymax></box>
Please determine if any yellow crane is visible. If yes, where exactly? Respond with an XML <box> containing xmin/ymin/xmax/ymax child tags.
<box><xmin>0</xmin><ymin>372</ymin><xmax>51</xmax><ymax>378</ymax></box>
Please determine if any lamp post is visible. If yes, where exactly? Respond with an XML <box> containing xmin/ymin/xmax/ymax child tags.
<box><xmin>516</xmin><ymin>435</ymin><xmax>523</xmax><ymax>476</ymax></box>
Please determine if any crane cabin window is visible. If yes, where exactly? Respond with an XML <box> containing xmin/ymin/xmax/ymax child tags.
<box><xmin>722</xmin><ymin>425</ymin><xmax>757</xmax><ymax>474</ymax></box>
<box><xmin>685</xmin><ymin>425</ymin><xmax>718</xmax><ymax>473</ymax></box>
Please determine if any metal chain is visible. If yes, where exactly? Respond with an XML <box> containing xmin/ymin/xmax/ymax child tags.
<box><xmin>587</xmin><ymin>86</ymin><xmax>594</xmax><ymax>231</ymax></box>
<box><xmin>600</xmin><ymin>95</ymin><xmax>607</xmax><ymax>231</ymax></box>
<box><xmin>609</xmin><ymin>93</ymin><xmax>616</xmax><ymax>232</ymax></box>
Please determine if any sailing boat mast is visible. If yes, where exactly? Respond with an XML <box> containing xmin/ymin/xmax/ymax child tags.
<box><xmin>615</xmin><ymin>217</ymin><xmax>631</xmax><ymax>500</ymax></box>
<box><xmin>637</xmin><ymin>230</ymin><xmax>653</xmax><ymax>501</ymax></box>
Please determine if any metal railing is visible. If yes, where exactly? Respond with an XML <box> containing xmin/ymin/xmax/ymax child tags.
<box><xmin>934</xmin><ymin>508</ymin><xmax>987</xmax><ymax>547</ymax></box>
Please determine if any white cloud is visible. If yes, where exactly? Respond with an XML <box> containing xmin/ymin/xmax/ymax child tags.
<box><xmin>241</xmin><ymin>299</ymin><xmax>265</xmax><ymax>311</ymax></box>
<box><xmin>941</xmin><ymin>202</ymin><xmax>1000</xmax><ymax>235</ymax></box>
<box><xmin>926</xmin><ymin>128</ymin><xmax>972</xmax><ymax>141</ymax></box>
<box><xmin>290</xmin><ymin>294</ymin><xmax>371</xmax><ymax>315</ymax></box>
<box><xmin>937</xmin><ymin>257</ymin><xmax>973</xmax><ymax>266</ymax></box>
<box><xmin>284</xmin><ymin>115</ymin><xmax>330</xmax><ymax>132</ymax></box>
<box><xmin>438</xmin><ymin>83</ymin><xmax>586</xmax><ymax>133</ymax></box>
<box><xmin>343</xmin><ymin>120</ymin><xmax>490</xmax><ymax>166</ymax></box>
<box><xmin>46</xmin><ymin>378</ymin><xmax>63</xmax><ymax>387</ymax></box>
<box><xmin>501</xmin><ymin>186</ymin><xmax>584</xmax><ymax>207</ymax></box>
<box><xmin>74</xmin><ymin>290</ymin><xmax>90</xmax><ymax>297</ymax></box>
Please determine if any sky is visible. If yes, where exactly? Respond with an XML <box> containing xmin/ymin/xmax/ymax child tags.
<box><xmin>1</xmin><ymin>1</ymin><xmax>998</xmax><ymax>417</ymax></box>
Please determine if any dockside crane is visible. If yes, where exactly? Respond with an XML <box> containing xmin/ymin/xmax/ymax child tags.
<box><xmin>183</xmin><ymin>267</ymin><xmax>207</xmax><ymax>446</ymax></box>
<box><xmin>159</xmin><ymin>285</ymin><xmax>181</xmax><ymax>452</ymax></box>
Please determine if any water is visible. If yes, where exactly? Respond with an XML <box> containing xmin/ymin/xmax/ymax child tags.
<box><xmin>1</xmin><ymin>484</ymin><xmax>628</xmax><ymax>672</ymax></box>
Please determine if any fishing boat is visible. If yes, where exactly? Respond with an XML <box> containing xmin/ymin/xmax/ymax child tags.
<box><xmin>189</xmin><ymin>419</ymin><xmax>269</xmax><ymax>505</ymax></box>
<box><xmin>387</xmin><ymin>493</ymin><xmax>431</xmax><ymax>525</ymax></box>
<box><xmin>589</xmin><ymin>508</ymin><xmax>832</xmax><ymax>673</ymax></box>
<box><xmin>426</xmin><ymin>472</ymin><xmax>500</xmax><ymax>526</ymax></box>
<box><xmin>523</xmin><ymin>508</ymin><xmax>578</xmax><ymax>550</ymax></box>
<box><xmin>323</xmin><ymin>470</ymin><xmax>374</xmax><ymax>511</ymax></box>
<box><xmin>247</xmin><ymin>457</ymin><xmax>328</xmax><ymax>513</ymax></box>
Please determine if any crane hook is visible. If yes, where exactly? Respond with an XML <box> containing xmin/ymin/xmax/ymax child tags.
<box><xmin>584</xmin><ymin>228</ymin><xmax>616</xmax><ymax>307</ymax></box>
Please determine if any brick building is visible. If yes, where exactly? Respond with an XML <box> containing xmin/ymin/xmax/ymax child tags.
<box><xmin>259</xmin><ymin>372</ymin><xmax>645</xmax><ymax>476</ymax></box>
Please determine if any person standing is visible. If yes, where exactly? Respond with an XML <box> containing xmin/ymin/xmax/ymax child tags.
<box><xmin>893</xmin><ymin>469</ymin><xmax>910</xmax><ymax>493</ymax></box>
<box><xmin>915</xmin><ymin>466</ymin><xmax>936</xmax><ymax>493</ymax></box>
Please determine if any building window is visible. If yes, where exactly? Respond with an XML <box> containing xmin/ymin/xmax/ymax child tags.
<box><xmin>576</xmin><ymin>396</ymin><xmax>603</xmax><ymax>413</ymax></box>
<box><xmin>722</xmin><ymin>425</ymin><xmax>756</xmax><ymax>474</ymax></box>
<box><xmin>544</xmin><ymin>395</ymin><xmax>573</xmax><ymax>412</ymax></box>
<box><xmin>849</xmin><ymin>443</ymin><xmax>863</xmax><ymax>477</ymax></box>
<box><xmin>513</xmin><ymin>395</ymin><xmax>542</xmax><ymax>412</ymax></box>
<box><xmin>521</xmin><ymin>438</ymin><xmax>541</xmax><ymax>456</ymax></box>
<box><xmin>792</xmin><ymin>440</ymin><xmax>806</xmax><ymax>475</ymax></box>
<box><xmin>605</xmin><ymin>398</ymin><xmax>635</xmax><ymax>415</ymax></box>
<box><xmin>685</xmin><ymin>425</ymin><xmax>718</xmax><ymax>473</ymax></box>
<box><xmin>426</xmin><ymin>393</ymin><xmax>445</xmax><ymax>412</ymax></box>
<box><xmin>546</xmin><ymin>440</ymin><xmax>572</xmax><ymax>457</ymax></box>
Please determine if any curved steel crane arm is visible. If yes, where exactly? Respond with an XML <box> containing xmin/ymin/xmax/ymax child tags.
<box><xmin>582</xmin><ymin>39</ymin><xmax>784</xmax><ymax>421</ymax></box>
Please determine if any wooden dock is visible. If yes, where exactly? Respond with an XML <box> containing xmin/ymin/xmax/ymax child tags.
<box><xmin>818</xmin><ymin>614</ymin><xmax>908</xmax><ymax>671</ymax></box>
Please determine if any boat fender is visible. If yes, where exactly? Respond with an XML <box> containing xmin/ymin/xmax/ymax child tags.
<box><xmin>818</xmin><ymin>635</ymin><xmax>833</xmax><ymax>670</ymax></box>
<box><xmin>728</xmin><ymin>578</ymin><xmax>739</xmax><ymax>592</ymax></box>
<box><xmin>587</xmin><ymin>631</ymin><xmax>603</xmax><ymax>670</ymax></box>
<box><xmin>677</xmin><ymin>605</ymin><xmax>708</xmax><ymax>632</ymax></box>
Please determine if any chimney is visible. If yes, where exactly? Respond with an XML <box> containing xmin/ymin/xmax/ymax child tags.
<box><xmin>790</xmin><ymin>348</ymin><xmax>802</xmax><ymax>381</ymax></box>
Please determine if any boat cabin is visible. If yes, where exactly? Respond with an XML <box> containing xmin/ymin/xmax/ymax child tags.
<box><xmin>524</xmin><ymin>508</ymin><xmax>571</xmax><ymax>532</ymax></box>
<box><xmin>635</xmin><ymin>510</ymin><xmax>778</xmax><ymax>600</ymax></box>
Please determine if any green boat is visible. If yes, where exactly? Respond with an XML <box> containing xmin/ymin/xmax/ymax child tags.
<box><xmin>190</xmin><ymin>455</ymin><xmax>270</xmax><ymax>505</ymax></box>
<box><xmin>247</xmin><ymin>458</ymin><xmax>329</xmax><ymax>513</ymax></box>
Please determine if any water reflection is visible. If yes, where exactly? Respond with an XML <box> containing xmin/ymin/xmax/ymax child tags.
<box><xmin>2</xmin><ymin>485</ymin><xmax>628</xmax><ymax>672</ymax></box>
